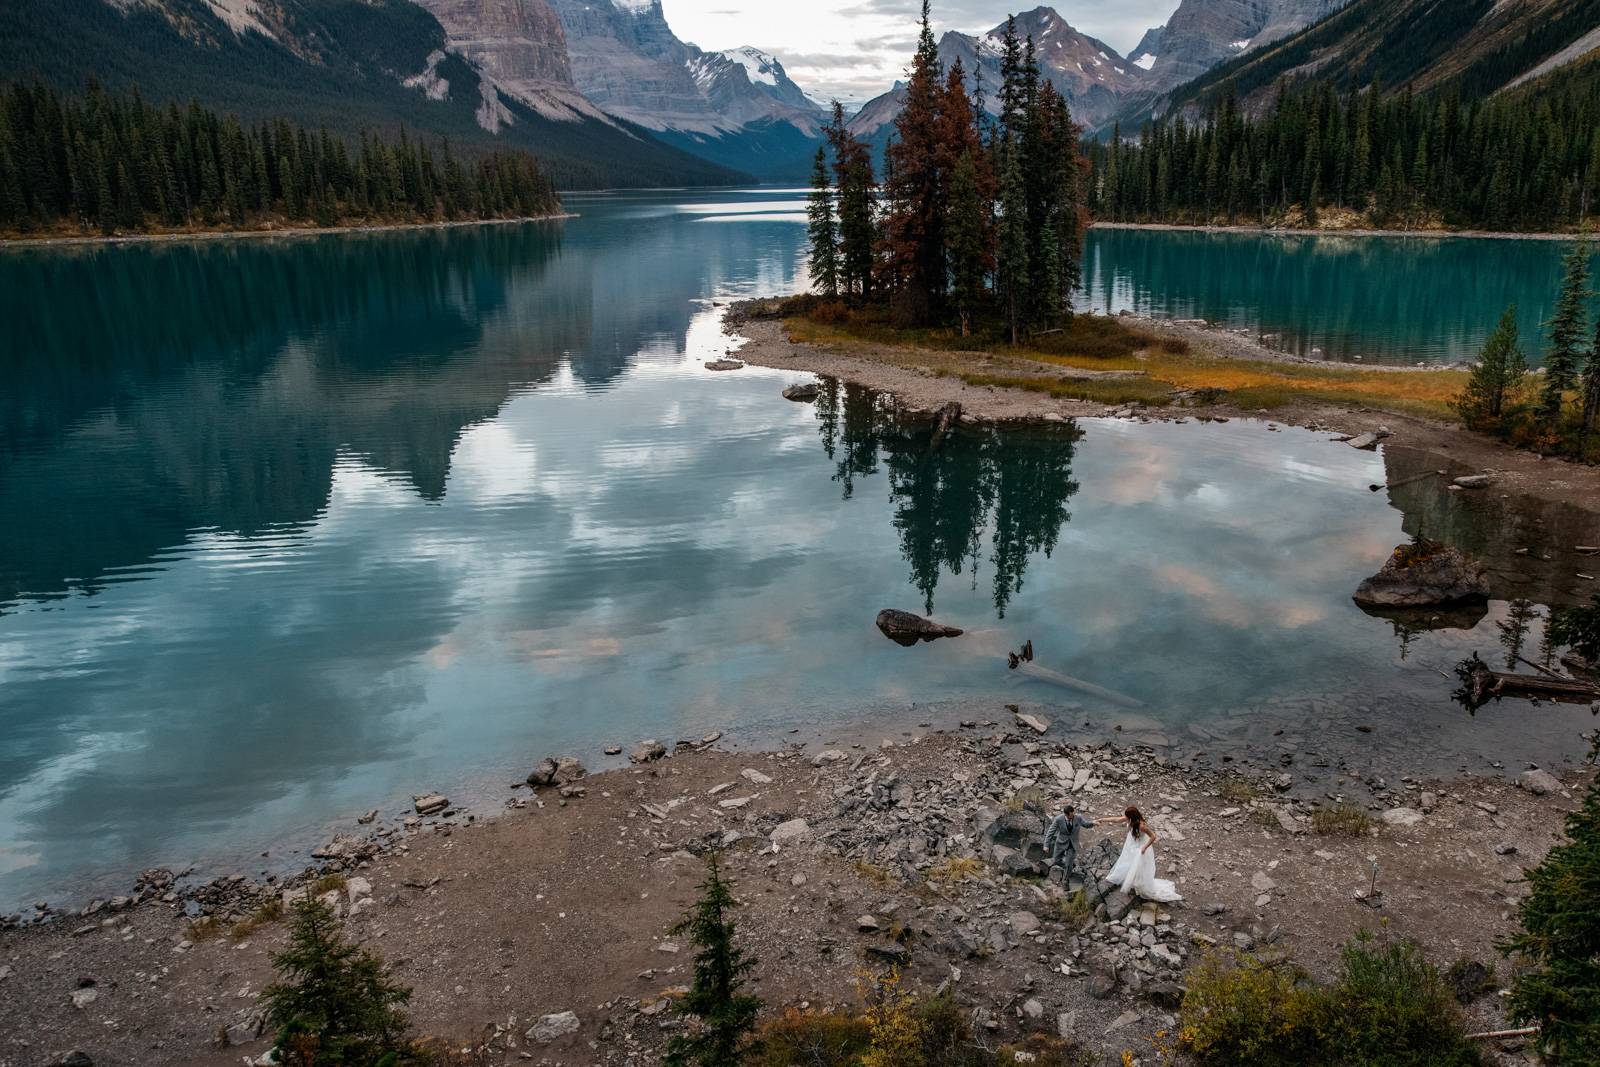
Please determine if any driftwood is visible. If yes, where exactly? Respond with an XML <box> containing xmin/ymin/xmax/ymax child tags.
<box><xmin>1368</xmin><ymin>469</ymin><xmax>1445</xmax><ymax>493</ymax></box>
<box><xmin>1455</xmin><ymin>653</ymin><xmax>1600</xmax><ymax>710</ymax></box>
<box><xmin>929</xmin><ymin>401</ymin><xmax>962</xmax><ymax>451</ymax></box>
<box><xmin>1464</xmin><ymin>1027</ymin><xmax>1539</xmax><ymax>1041</ymax></box>
<box><xmin>1013</xmin><ymin>661</ymin><xmax>1146</xmax><ymax>709</ymax></box>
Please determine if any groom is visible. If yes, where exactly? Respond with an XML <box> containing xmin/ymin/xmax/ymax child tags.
<box><xmin>1044</xmin><ymin>801</ymin><xmax>1094</xmax><ymax>882</ymax></box>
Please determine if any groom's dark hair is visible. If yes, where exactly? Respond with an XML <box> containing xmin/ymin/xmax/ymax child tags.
<box><xmin>1063</xmin><ymin>802</ymin><xmax>1075</xmax><ymax>814</ymax></box>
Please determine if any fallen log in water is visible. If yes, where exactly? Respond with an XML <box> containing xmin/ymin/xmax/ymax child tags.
<box><xmin>1013</xmin><ymin>661</ymin><xmax>1146</xmax><ymax>709</ymax></box>
<box><xmin>1455</xmin><ymin>653</ymin><xmax>1600</xmax><ymax>710</ymax></box>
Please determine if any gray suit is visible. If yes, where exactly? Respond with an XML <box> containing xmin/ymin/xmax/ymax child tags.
<box><xmin>1045</xmin><ymin>812</ymin><xmax>1095</xmax><ymax>871</ymax></box>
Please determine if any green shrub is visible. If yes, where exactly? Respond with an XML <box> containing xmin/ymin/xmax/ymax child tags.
<box><xmin>666</xmin><ymin>851</ymin><xmax>762</xmax><ymax>1067</ymax></box>
<box><xmin>1312</xmin><ymin>802</ymin><xmax>1373</xmax><ymax>837</ymax></box>
<box><xmin>751</xmin><ymin>1008</ymin><xmax>872</xmax><ymax>1066</ymax></box>
<box><xmin>1329</xmin><ymin>935</ymin><xmax>1479</xmax><ymax>1066</ymax></box>
<box><xmin>261</xmin><ymin>896</ymin><xmax>419</xmax><ymax>1066</ymax></box>
<box><xmin>1179</xmin><ymin>951</ymin><xmax>1330</xmax><ymax>1065</ymax></box>
<box><xmin>1503</xmin><ymin>777</ymin><xmax>1600</xmax><ymax>1063</ymax></box>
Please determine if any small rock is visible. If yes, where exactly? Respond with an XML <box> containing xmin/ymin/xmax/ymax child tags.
<box><xmin>1015</xmin><ymin>713</ymin><xmax>1050</xmax><ymax>735</ymax></box>
<box><xmin>770</xmin><ymin>819</ymin><xmax>811</xmax><ymax>845</ymax></box>
<box><xmin>527</xmin><ymin>756</ymin><xmax>587</xmax><ymax>788</ymax></box>
<box><xmin>1250</xmin><ymin>871</ymin><xmax>1277</xmax><ymax>893</ymax></box>
<box><xmin>811</xmin><ymin>749</ymin><xmax>848</xmax><ymax>767</ymax></box>
<box><xmin>782</xmin><ymin>382</ymin><xmax>820</xmax><ymax>402</ymax></box>
<box><xmin>1494</xmin><ymin>842</ymin><xmax>1517</xmax><ymax>856</ymax></box>
<box><xmin>741</xmin><ymin>768</ymin><xmax>774</xmax><ymax>785</ymax></box>
<box><xmin>48</xmin><ymin>1054</ymin><xmax>94</xmax><ymax>1067</ymax></box>
<box><xmin>1380</xmin><ymin>807</ymin><xmax>1425</xmax><ymax>827</ymax></box>
<box><xmin>857</xmin><ymin>915</ymin><xmax>880</xmax><ymax>932</ymax></box>
<box><xmin>345</xmin><ymin>877</ymin><xmax>373</xmax><ymax>903</ymax></box>
<box><xmin>1009</xmin><ymin>911</ymin><xmax>1041</xmax><ymax>936</ymax></box>
<box><xmin>356</xmin><ymin>810</ymin><xmax>378</xmax><ymax>825</ymax></box>
<box><xmin>1022</xmin><ymin>998</ymin><xmax>1045</xmax><ymax>1020</ymax></box>
<box><xmin>527</xmin><ymin>1011</ymin><xmax>580</xmax><ymax>1043</ymax></box>
<box><xmin>413</xmin><ymin>793</ymin><xmax>448</xmax><ymax>816</ymax></box>
<box><xmin>1419</xmin><ymin>792</ymin><xmax>1437</xmax><ymax>812</ymax></box>
<box><xmin>70</xmin><ymin>987</ymin><xmax>98</xmax><ymax>1009</ymax></box>
<box><xmin>1518</xmin><ymin>769</ymin><xmax>1561</xmax><ymax>796</ymax></box>
<box><xmin>718</xmin><ymin>796</ymin><xmax>753</xmax><ymax>810</ymax></box>
<box><xmin>630</xmin><ymin>740</ymin><xmax>667</xmax><ymax>764</ymax></box>
<box><xmin>1452</xmin><ymin>474</ymin><xmax>1491</xmax><ymax>489</ymax></box>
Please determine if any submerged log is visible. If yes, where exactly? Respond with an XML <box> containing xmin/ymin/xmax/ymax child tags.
<box><xmin>1013</xmin><ymin>661</ymin><xmax>1146</xmax><ymax>709</ymax></box>
<box><xmin>1455</xmin><ymin>653</ymin><xmax>1600</xmax><ymax>710</ymax></box>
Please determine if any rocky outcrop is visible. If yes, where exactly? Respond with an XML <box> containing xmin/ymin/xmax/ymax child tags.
<box><xmin>1133</xmin><ymin>0</ymin><xmax>1351</xmax><ymax>91</ymax></box>
<box><xmin>547</xmin><ymin>0</ymin><xmax>822</xmax><ymax>135</ymax></box>
<box><xmin>875</xmin><ymin>609</ymin><xmax>964</xmax><ymax>646</ymax></box>
<box><xmin>1352</xmin><ymin>542</ymin><xmax>1490</xmax><ymax>608</ymax></box>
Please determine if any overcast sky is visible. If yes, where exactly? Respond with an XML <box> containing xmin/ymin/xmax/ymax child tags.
<box><xmin>661</xmin><ymin>0</ymin><xmax>1183</xmax><ymax>102</ymax></box>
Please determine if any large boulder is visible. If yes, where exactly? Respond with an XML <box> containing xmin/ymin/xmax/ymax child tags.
<box><xmin>875</xmin><ymin>609</ymin><xmax>963</xmax><ymax>647</ymax></box>
<box><xmin>782</xmin><ymin>382</ymin><xmax>820</xmax><ymax>402</ymax></box>
<box><xmin>1353</xmin><ymin>541</ymin><xmax>1489</xmax><ymax>609</ymax></box>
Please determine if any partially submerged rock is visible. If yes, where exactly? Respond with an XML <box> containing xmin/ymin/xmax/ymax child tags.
<box><xmin>1353</xmin><ymin>540</ymin><xmax>1489</xmax><ymax>608</ymax></box>
<box><xmin>782</xmin><ymin>382</ymin><xmax>820</xmax><ymax>402</ymax></box>
<box><xmin>875</xmin><ymin>608</ymin><xmax>963</xmax><ymax>646</ymax></box>
<box><xmin>704</xmin><ymin>359</ymin><xmax>743</xmax><ymax>371</ymax></box>
<box><xmin>412</xmin><ymin>793</ymin><xmax>448</xmax><ymax>816</ymax></box>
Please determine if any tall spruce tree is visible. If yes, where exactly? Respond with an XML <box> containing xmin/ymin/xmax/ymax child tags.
<box><xmin>1542</xmin><ymin>242</ymin><xmax>1592</xmax><ymax>425</ymax></box>
<box><xmin>946</xmin><ymin>148</ymin><xmax>987</xmax><ymax>337</ymax></box>
<box><xmin>1502</xmin><ymin>776</ymin><xmax>1600</xmax><ymax>1060</ymax></box>
<box><xmin>806</xmin><ymin>145</ymin><xmax>840</xmax><ymax>298</ymax></box>
<box><xmin>1582</xmin><ymin>318</ymin><xmax>1600</xmax><ymax>453</ymax></box>
<box><xmin>665</xmin><ymin>852</ymin><xmax>761</xmax><ymax>1067</ymax></box>
<box><xmin>882</xmin><ymin>1</ymin><xmax>950</xmax><ymax>325</ymax></box>
<box><xmin>826</xmin><ymin>101</ymin><xmax>877</xmax><ymax>301</ymax></box>
<box><xmin>1454</xmin><ymin>305</ymin><xmax>1527</xmax><ymax>429</ymax></box>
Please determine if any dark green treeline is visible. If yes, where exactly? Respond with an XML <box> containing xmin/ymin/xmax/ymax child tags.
<box><xmin>0</xmin><ymin>80</ymin><xmax>560</xmax><ymax>237</ymax></box>
<box><xmin>1087</xmin><ymin>63</ymin><xmax>1600</xmax><ymax>232</ymax></box>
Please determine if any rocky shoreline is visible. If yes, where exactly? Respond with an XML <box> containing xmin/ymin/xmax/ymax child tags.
<box><xmin>1</xmin><ymin>716</ymin><xmax>1590</xmax><ymax>1066</ymax></box>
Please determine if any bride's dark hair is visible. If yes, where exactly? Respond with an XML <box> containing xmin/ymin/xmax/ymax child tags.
<box><xmin>1125</xmin><ymin>805</ymin><xmax>1144</xmax><ymax>837</ymax></box>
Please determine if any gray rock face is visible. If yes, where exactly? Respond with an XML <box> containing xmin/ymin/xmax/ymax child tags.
<box><xmin>1136</xmin><ymin>0</ymin><xmax>1351</xmax><ymax>91</ymax></box>
<box><xmin>547</xmin><ymin>0</ymin><xmax>821</xmax><ymax>135</ymax></box>
<box><xmin>1352</xmin><ymin>543</ymin><xmax>1490</xmax><ymax>608</ymax></box>
<box><xmin>875</xmin><ymin>609</ymin><xmax>964</xmax><ymax>646</ymax></box>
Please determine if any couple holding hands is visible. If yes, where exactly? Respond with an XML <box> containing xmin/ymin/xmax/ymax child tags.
<box><xmin>1044</xmin><ymin>801</ymin><xmax>1182</xmax><ymax>903</ymax></box>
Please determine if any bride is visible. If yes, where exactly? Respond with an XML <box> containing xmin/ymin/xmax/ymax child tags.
<box><xmin>1104</xmin><ymin>805</ymin><xmax>1182</xmax><ymax>902</ymax></box>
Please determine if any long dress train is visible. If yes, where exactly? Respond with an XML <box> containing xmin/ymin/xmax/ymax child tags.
<box><xmin>1104</xmin><ymin>831</ymin><xmax>1182</xmax><ymax>902</ymax></box>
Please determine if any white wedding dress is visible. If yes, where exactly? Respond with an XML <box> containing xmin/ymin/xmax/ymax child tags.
<box><xmin>1104</xmin><ymin>831</ymin><xmax>1182</xmax><ymax>902</ymax></box>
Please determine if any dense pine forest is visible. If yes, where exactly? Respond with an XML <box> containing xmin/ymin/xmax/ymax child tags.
<box><xmin>1086</xmin><ymin>60</ymin><xmax>1600</xmax><ymax>232</ymax></box>
<box><xmin>808</xmin><ymin>3</ymin><xmax>1085</xmax><ymax>341</ymax></box>
<box><xmin>0</xmin><ymin>81</ymin><xmax>561</xmax><ymax>239</ymax></box>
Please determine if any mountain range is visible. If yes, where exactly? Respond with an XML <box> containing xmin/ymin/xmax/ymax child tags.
<box><xmin>4</xmin><ymin>0</ymin><xmax>1599</xmax><ymax>186</ymax></box>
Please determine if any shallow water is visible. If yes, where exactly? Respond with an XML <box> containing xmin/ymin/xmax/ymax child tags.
<box><xmin>0</xmin><ymin>189</ymin><xmax>1594</xmax><ymax>909</ymax></box>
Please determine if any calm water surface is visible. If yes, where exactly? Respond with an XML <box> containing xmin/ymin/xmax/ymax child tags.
<box><xmin>1080</xmin><ymin>227</ymin><xmax>1579</xmax><ymax>365</ymax></box>
<box><xmin>1</xmin><ymin>189</ymin><xmax>1594</xmax><ymax>908</ymax></box>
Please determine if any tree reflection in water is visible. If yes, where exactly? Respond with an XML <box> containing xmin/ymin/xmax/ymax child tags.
<box><xmin>812</xmin><ymin>378</ymin><xmax>1081</xmax><ymax>617</ymax></box>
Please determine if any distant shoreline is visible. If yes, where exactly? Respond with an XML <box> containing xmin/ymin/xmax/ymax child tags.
<box><xmin>1091</xmin><ymin>220</ymin><xmax>1582</xmax><ymax>242</ymax></box>
<box><xmin>0</xmin><ymin>211</ymin><xmax>577</xmax><ymax>251</ymax></box>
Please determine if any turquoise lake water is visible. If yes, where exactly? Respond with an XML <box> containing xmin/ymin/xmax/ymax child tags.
<box><xmin>0</xmin><ymin>189</ymin><xmax>1594</xmax><ymax>909</ymax></box>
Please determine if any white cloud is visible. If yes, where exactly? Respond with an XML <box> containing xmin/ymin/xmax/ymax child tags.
<box><xmin>659</xmin><ymin>0</ymin><xmax>1182</xmax><ymax>103</ymax></box>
